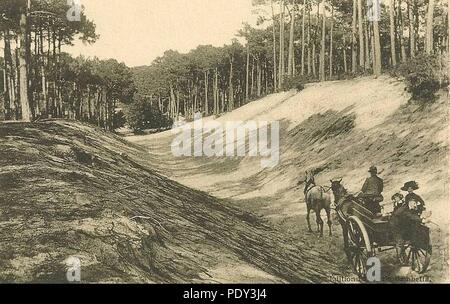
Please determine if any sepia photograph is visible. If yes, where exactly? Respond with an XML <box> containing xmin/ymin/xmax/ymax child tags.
<box><xmin>0</xmin><ymin>0</ymin><xmax>449</xmax><ymax>290</ymax></box>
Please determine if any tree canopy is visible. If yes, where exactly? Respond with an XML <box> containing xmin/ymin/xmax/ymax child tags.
<box><xmin>1</xmin><ymin>0</ymin><xmax>449</xmax><ymax>130</ymax></box>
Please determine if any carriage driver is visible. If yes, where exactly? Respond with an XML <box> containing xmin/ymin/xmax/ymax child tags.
<box><xmin>358</xmin><ymin>166</ymin><xmax>384</xmax><ymax>215</ymax></box>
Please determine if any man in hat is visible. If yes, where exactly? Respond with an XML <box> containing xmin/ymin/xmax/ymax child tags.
<box><xmin>358</xmin><ymin>166</ymin><xmax>384</xmax><ymax>215</ymax></box>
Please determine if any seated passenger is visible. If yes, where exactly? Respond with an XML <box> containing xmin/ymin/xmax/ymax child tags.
<box><xmin>390</xmin><ymin>181</ymin><xmax>426</xmax><ymax>264</ymax></box>
<box><xmin>391</xmin><ymin>193</ymin><xmax>405</xmax><ymax>212</ymax></box>
<box><xmin>403</xmin><ymin>181</ymin><xmax>426</xmax><ymax>216</ymax></box>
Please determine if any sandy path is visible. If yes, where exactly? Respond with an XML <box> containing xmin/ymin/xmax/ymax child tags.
<box><xmin>127</xmin><ymin>76</ymin><xmax>449</xmax><ymax>282</ymax></box>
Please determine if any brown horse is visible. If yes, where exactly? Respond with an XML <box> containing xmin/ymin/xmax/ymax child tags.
<box><xmin>302</xmin><ymin>171</ymin><xmax>333</xmax><ymax>237</ymax></box>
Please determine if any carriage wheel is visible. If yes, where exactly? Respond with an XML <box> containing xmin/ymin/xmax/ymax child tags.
<box><xmin>404</xmin><ymin>245</ymin><xmax>432</xmax><ymax>274</ymax></box>
<box><xmin>345</xmin><ymin>216</ymin><xmax>373</xmax><ymax>280</ymax></box>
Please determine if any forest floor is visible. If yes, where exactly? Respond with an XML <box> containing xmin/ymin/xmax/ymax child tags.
<box><xmin>128</xmin><ymin>75</ymin><xmax>450</xmax><ymax>283</ymax></box>
<box><xmin>0</xmin><ymin>120</ymin><xmax>354</xmax><ymax>283</ymax></box>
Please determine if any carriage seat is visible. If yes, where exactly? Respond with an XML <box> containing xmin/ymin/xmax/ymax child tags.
<box><xmin>358</xmin><ymin>194</ymin><xmax>384</xmax><ymax>215</ymax></box>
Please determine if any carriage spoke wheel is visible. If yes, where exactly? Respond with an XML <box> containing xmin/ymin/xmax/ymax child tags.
<box><xmin>345</xmin><ymin>217</ymin><xmax>372</xmax><ymax>281</ymax></box>
<box><xmin>404</xmin><ymin>245</ymin><xmax>432</xmax><ymax>274</ymax></box>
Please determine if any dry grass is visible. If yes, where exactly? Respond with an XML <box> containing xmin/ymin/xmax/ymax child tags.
<box><xmin>0</xmin><ymin>120</ymin><xmax>351</xmax><ymax>283</ymax></box>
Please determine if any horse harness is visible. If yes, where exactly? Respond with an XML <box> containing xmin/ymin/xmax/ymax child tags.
<box><xmin>304</xmin><ymin>182</ymin><xmax>332</xmax><ymax>201</ymax></box>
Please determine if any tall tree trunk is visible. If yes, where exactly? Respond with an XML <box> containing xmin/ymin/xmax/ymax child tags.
<box><xmin>14</xmin><ymin>38</ymin><xmax>21</xmax><ymax>119</ymax></box>
<box><xmin>357</xmin><ymin>0</ymin><xmax>365</xmax><ymax>69</ymax></box>
<box><xmin>271</xmin><ymin>0</ymin><xmax>278</xmax><ymax>90</ymax></box>
<box><xmin>352</xmin><ymin>0</ymin><xmax>358</xmax><ymax>73</ymax></box>
<box><xmin>319</xmin><ymin>0</ymin><xmax>326</xmax><ymax>81</ymax></box>
<box><xmin>229</xmin><ymin>56</ymin><xmax>234</xmax><ymax>111</ymax></box>
<box><xmin>413</xmin><ymin>0</ymin><xmax>419</xmax><ymax>54</ymax></box>
<box><xmin>390</xmin><ymin>0</ymin><xmax>397</xmax><ymax>66</ymax></box>
<box><xmin>425</xmin><ymin>0</ymin><xmax>435</xmax><ymax>54</ymax></box>
<box><xmin>373</xmin><ymin>18</ymin><xmax>382</xmax><ymax>77</ymax></box>
<box><xmin>214</xmin><ymin>68</ymin><xmax>219</xmax><ymax>114</ymax></box>
<box><xmin>251</xmin><ymin>57</ymin><xmax>255</xmax><ymax>96</ymax></box>
<box><xmin>87</xmin><ymin>86</ymin><xmax>92</xmax><ymax>120</ymax></box>
<box><xmin>26</xmin><ymin>1</ymin><xmax>33</xmax><ymax>117</ymax></box>
<box><xmin>288</xmin><ymin>0</ymin><xmax>296</xmax><ymax>76</ymax></box>
<box><xmin>213</xmin><ymin>70</ymin><xmax>217</xmax><ymax>115</ymax></box>
<box><xmin>105</xmin><ymin>91</ymin><xmax>111</xmax><ymax>130</ymax></box>
<box><xmin>279</xmin><ymin>0</ymin><xmax>286</xmax><ymax>88</ymax></box>
<box><xmin>170</xmin><ymin>83</ymin><xmax>176</xmax><ymax>119</ymax></box>
<box><xmin>343</xmin><ymin>35</ymin><xmax>348</xmax><ymax>73</ymax></box>
<box><xmin>176</xmin><ymin>88</ymin><xmax>180</xmax><ymax>119</ymax></box>
<box><xmin>2</xmin><ymin>66</ymin><xmax>7</xmax><ymax>111</ymax></box>
<box><xmin>192</xmin><ymin>89</ymin><xmax>199</xmax><ymax>113</ymax></box>
<box><xmin>5</xmin><ymin>36</ymin><xmax>14</xmax><ymax>109</ymax></box>
<box><xmin>257</xmin><ymin>59</ymin><xmax>262</xmax><ymax>96</ymax></box>
<box><xmin>364</xmin><ymin>18</ymin><xmax>371</xmax><ymax>70</ymax></box>
<box><xmin>408</xmin><ymin>0</ymin><xmax>416</xmax><ymax>57</ymax></box>
<box><xmin>39</xmin><ymin>27</ymin><xmax>47</xmax><ymax>114</ymax></box>
<box><xmin>398</xmin><ymin>0</ymin><xmax>407</xmax><ymax>62</ymax></box>
<box><xmin>329</xmin><ymin>5</ymin><xmax>334</xmax><ymax>78</ymax></box>
<box><xmin>55</xmin><ymin>37</ymin><xmax>63</xmax><ymax>118</ymax></box>
<box><xmin>307</xmin><ymin>6</ymin><xmax>312</xmax><ymax>75</ymax></box>
<box><xmin>312</xmin><ymin>43</ymin><xmax>316</xmax><ymax>77</ymax></box>
<box><xmin>96</xmin><ymin>89</ymin><xmax>101</xmax><ymax>126</ymax></box>
<box><xmin>18</xmin><ymin>0</ymin><xmax>32</xmax><ymax>121</ymax></box>
<box><xmin>204</xmin><ymin>71</ymin><xmax>209</xmax><ymax>115</ymax></box>
<box><xmin>32</xmin><ymin>32</ymin><xmax>39</xmax><ymax>116</ymax></box>
<box><xmin>246</xmin><ymin>44</ymin><xmax>250</xmax><ymax>101</ymax></box>
<box><xmin>3</xmin><ymin>30</ymin><xmax>12</xmax><ymax>119</ymax></box>
<box><xmin>301</xmin><ymin>0</ymin><xmax>306</xmax><ymax>75</ymax></box>
<box><xmin>221</xmin><ymin>91</ymin><xmax>225</xmax><ymax>113</ymax></box>
<box><xmin>313</xmin><ymin>1</ymin><xmax>320</xmax><ymax>78</ymax></box>
<box><xmin>371</xmin><ymin>24</ymin><xmax>376</xmax><ymax>73</ymax></box>
<box><xmin>213</xmin><ymin>77</ymin><xmax>217</xmax><ymax>116</ymax></box>
<box><xmin>264</xmin><ymin>59</ymin><xmax>269</xmax><ymax>94</ymax></box>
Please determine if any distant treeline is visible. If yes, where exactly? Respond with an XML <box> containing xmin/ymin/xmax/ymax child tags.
<box><xmin>0</xmin><ymin>0</ymin><xmax>135</xmax><ymax>130</ymax></box>
<box><xmin>1</xmin><ymin>0</ymin><xmax>449</xmax><ymax>132</ymax></box>
<box><xmin>133</xmin><ymin>0</ymin><xmax>449</xmax><ymax>123</ymax></box>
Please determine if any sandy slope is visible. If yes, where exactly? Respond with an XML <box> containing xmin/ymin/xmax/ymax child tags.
<box><xmin>0</xmin><ymin>120</ymin><xmax>353</xmax><ymax>283</ymax></box>
<box><xmin>129</xmin><ymin>75</ymin><xmax>450</xmax><ymax>282</ymax></box>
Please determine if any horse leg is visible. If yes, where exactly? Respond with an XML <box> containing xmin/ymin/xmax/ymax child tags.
<box><xmin>306</xmin><ymin>205</ymin><xmax>313</xmax><ymax>233</ymax></box>
<box><xmin>316</xmin><ymin>207</ymin><xmax>324</xmax><ymax>237</ymax></box>
<box><xmin>326</xmin><ymin>208</ymin><xmax>332</xmax><ymax>236</ymax></box>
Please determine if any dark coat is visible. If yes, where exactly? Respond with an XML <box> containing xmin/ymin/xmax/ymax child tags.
<box><xmin>361</xmin><ymin>176</ymin><xmax>384</xmax><ymax>196</ymax></box>
<box><xmin>390</xmin><ymin>204</ymin><xmax>423</xmax><ymax>243</ymax></box>
<box><xmin>405</xmin><ymin>193</ymin><xmax>426</xmax><ymax>215</ymax></box>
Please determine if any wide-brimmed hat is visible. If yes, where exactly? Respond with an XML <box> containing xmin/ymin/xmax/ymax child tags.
<box><xmin>401</xmin><ymin>181</ymin><xmax>419</xmax><ymax>191</ymax></box>
<box><xmin>368</xmin><ymin>166</ymin><xmax>378</xmax><ymax>173</ymax></box>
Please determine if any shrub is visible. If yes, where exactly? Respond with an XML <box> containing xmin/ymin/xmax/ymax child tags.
<box><xmin>125</xmin><ymin>97</ymin><xmax>173</xmax><ymax>132</ymax></box>
<box><xmin>281</xmin><ymin>75</ymin><xmax>306</xmax><ymax>92</ymax></box>
<box><xmin>113</xmin><ymin>110</ymin><xmax>127</xmax><ymax>130</ymax></box>
<box><xmin>393</xmin><ymin>54</ymin><xmax>441</xmax><ymax>101</ymax></box>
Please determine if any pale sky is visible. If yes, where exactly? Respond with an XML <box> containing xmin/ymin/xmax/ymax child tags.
<box><xmin>68</xmin><ymin>0</ymin><xmax>259</xmax><ymax>67</ymax></box>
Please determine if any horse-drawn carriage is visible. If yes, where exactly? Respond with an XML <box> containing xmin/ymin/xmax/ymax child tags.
<box><xmin>331</xmin><ymin>181</ymin><xmax>432</xmax><ymax>280</ymax></box>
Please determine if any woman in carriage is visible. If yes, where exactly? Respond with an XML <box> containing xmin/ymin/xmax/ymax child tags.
<box><xmin>390</xmin><ymin>181</ymin><xmax>427</xmax><ymax>263</ymax></box>
<box><xmin>331</xmin><ymin>178</ymin><xmax>432</xmax><ymax>276</ymax></box>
